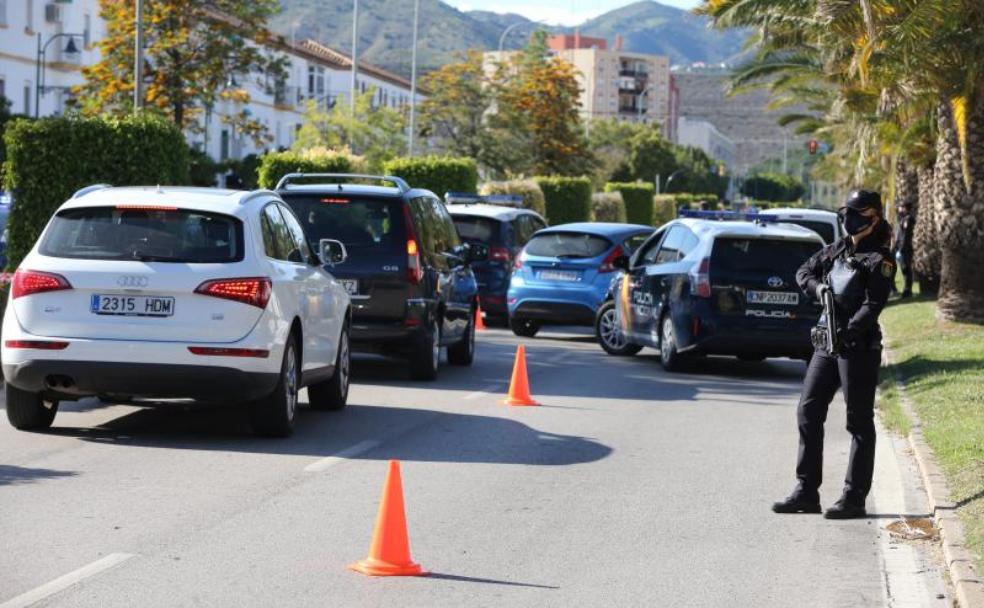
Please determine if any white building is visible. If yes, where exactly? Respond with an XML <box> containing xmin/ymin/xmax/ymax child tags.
<box><xmin>0</xmin><ymin>0</ymin><xmax>103</xmax><ymax>118</ymax></box>
<box><xmin>677</xmin><ymin>116</ymin><xmax>736</xmax><ymax>170</ymax></box>
<box><xmin>0</xmin><ymin>1</ymin><xmax>421</xmax><ymax>162</ymax></box>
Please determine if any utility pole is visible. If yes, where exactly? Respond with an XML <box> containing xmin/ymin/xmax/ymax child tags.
<box><xmin>407</xmin><ymin>0</ymin><xmax>420</xmax><ymax>156</ymax></box>
<box><xmin>350</xmin><ymin>0</ymin><xmax>359</xmax><ymax>111</ymax></box>
<box><xmin>134</xmin><ymin>0</ymin><xmax>144</xmax><ymax>111</ymax></box>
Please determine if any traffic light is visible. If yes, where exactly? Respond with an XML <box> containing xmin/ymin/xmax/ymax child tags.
<box><xmin>808</xmin><ymin>139</ymin><xmax>819</xmax><ymax>155</ymax></box>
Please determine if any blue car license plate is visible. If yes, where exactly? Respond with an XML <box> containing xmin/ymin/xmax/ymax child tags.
<box><xmin>91</xmin><ymin>294</ymin><xmax>175</xmax><ymax>317</ymax></box>
<box><xmin>538</xmin><ymin>269</ymin><xmax>581</xmax><ymax>282</ymax></box>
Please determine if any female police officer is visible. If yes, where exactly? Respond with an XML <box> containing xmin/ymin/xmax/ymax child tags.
<box><xmin>772</xmin><ymin>190</ymin><xmax>896</xmax><ymax>519</ymax></box>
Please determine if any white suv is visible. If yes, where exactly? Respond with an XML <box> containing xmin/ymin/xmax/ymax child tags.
<box><xmin>2</xmin><ymin>185</ymin><xmax>352</xmax><ymax>437</ymax></box>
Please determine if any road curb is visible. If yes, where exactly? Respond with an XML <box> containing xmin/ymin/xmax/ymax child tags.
<box><xmin>883</xmin><ymin>347</ymin><xmax>984</xmax><ymax>608</ymax></box>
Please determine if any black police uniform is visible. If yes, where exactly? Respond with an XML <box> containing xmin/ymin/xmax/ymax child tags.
<box><xmin>894</xmin><ymin>212</ymin><xmax>916</xmax><ymax>296</ymax></box>
<box><xmin>794</xmin><ymin>235</ymin><xmax>895</xmax><ymax>506</ymax></box>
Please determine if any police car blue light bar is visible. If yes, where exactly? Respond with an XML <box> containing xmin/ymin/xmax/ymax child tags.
<box><xmin>678</xmin><ymin>209</ymin><xmax>780</xmax><ymax>222</ymax></box>
<box><xmin>444</xmin><ymin>192</ymin><xmax>524</xmax><ymax>207</ymax></box>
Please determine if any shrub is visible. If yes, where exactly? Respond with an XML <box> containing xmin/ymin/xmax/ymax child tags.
<box><xmin>652</xmin><ymin>195</ymin><xmax>678</xmax><ymax>226</ymax></box>
<box><xmin>2</xmin><ymin>114</ymin><xmax>189</xmax><ymax>270</ymax></box>
<box><xmin>257</xmin><ymin>147</ymin><xmax>366</xmax><ymax>189</ymax></box>
<box><xmin>740</xmin><ymin>172</ymin><xmax>805</xmax><ymax>202</ymax></box>
<box><xmin>605</xmin><ymin>182</ymin><xmax>654</xmax><ymax>225</ymax></box>
<box><xmin>534</xmin><ymin>176</ymin><xmax>593</xmax><ymax>225</ymax></box>
<box><xmin>382</xmin><ymin>155</ymin><xmax>478</xmax><ymax>196</ymax></box>
<box><xmin>592</xmin><ymin>192</ymin><xmax>626</xmax><ymax>223</ymax></box>
<box><xmin>189</xmin><ymin>146</ymin><xmax>221</xmax><ymax>187</ymax></box>
<box><xmin>479</xmin><ymin>179</ymin><xmax>547</xmax><ymax>216</ymax></box>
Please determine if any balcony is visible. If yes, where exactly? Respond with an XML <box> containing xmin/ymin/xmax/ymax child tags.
<box><xmin>618</xmin><ymin>69</ymin><xmax>649</xmax><ymax>78</ymax></box>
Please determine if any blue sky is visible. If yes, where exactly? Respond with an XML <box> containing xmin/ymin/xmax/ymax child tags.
<box><xmin>446</xmin><ymin>0</ymin><xmax>702</xmax><ymax>26</ymax></box>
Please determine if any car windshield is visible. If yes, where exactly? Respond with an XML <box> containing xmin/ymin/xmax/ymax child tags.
<box><xmin>525</xmin><ymin>232</ymin><xmax>612</xmax><ymax>258</ymax></box>
<box><xmin>711</xmin><ymin>237</ymin><xmax>822</xmax><ymax>275</ymax></box>
<box><xmin>282</xmin><ymin>195</ymin><xmax>405</xmax><ymax>256</ymax></box>
<box><xmin>780</xmin><ymin>219</ymin><xmax>836</xmax><ymax>244</ymax></box>
<box><xmin>39</xmin><ymin>207</ymin><xmax>243</xmax><ymax>262</ymax></box>
<box><xmin>452</xmin><ymin>216</ymin><xmax>497</xmax><ymax>244</ymax></box>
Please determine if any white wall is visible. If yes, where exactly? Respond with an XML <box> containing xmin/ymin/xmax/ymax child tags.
<box><xmin>678</xmin><ymin>116</ymin><xmax>736</xmax><ymax>169</ymax></box>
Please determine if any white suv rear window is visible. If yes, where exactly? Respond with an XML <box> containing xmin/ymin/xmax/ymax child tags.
<box><xmin>40</xmin><ymin>207</ymin><xmax>244</xmax><ymax>263</ymax></box>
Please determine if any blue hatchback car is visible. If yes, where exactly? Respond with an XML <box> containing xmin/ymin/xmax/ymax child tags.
<box><xmin>507</xmin><ymin>222</ymin><xmax>654</xmax><ymax>337</ymax></box>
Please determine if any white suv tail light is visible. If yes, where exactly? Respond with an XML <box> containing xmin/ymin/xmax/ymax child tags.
<box><xmin>11</xmin><ymin>269</ymin><xmax>73</xmax><ymax>299</ymax></box>
<box><xmin>194</xmin><ymin>277</ymin><xmax>272</xmax><ymax>309</ymax></box>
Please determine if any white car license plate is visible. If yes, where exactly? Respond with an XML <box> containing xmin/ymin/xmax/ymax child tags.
<box><xmin>339</xmin><ymin>279</ymin><xmax>359</xmax><ymax>295</ymax></box>
<box><xmin>538</xmin><ymin>270</ymin><xmax>580</xmax><ymax>282</ymax></box>
<box><xmin>91</xmin><ymin>294</ymin><xmax>175</xmax><ymax>317</ymax></box>
<box><xmin>746</xmin><ymin>290</ymin><xmax>799</xmax><ymax>306</ymax></box>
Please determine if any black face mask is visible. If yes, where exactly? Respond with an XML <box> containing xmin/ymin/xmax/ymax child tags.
<box><xmin>840</xmin><ymin>209</ymin><xmax>874</xmax><ymax>235</ymax></box>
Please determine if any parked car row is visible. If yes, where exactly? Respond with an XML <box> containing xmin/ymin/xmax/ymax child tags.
<box><xmin>2</xmin><ymin>175</ymin><xmax>482</xmax><ymax>437</ymax></box>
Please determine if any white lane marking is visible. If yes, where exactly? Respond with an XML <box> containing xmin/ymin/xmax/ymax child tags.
<box><xmin>0</xmin><ymin>553</ymin><xmax>136</xmax><ymax>608</ymax></box>
<box><xmin>303</xmin><ymin>440</ymin><xmax>381</xmax><ymax>472</ymax></box>
<box><xmin>464</xmin><ymin>383</ymin><xmax>503</xmax><ymax>401</ymax></box>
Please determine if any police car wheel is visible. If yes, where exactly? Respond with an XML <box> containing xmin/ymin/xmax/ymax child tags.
<box><xmin>595</xmin><ymin>301</ymin><xmax>642</xmax><ymax>356</ymax></box>
<box><xmin>659</xmin><ymin>315</ymin><xmax>684</xmax><ymax>372</ymax></box>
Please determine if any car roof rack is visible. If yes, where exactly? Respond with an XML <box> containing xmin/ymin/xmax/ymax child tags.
<box><xmin>678</xmin><ymin>209</ymin><xmax>779</xmax><ymax>224</ymax></box>
<box><xmin>71</xmin><ymin>184</ymin><xmax>112</xmax><ymax>199</ymax></box>
<box><xmin>445</xmin><ymin>192</ymin><xmax>524</xmax><ymax>207</ymax></box>
<box><xmin>275</xmin><ymin>173</ymin><xmax>410</xmax><ymax>193</ymax></box>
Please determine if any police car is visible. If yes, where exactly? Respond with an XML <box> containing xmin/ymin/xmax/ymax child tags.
<box><xmin>595</xmin><ymin>210</ymin><xmax>824</xmax><ymax>370</ymax></box>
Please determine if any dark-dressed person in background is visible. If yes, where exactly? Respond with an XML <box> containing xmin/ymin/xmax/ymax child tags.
<box><xmin>773</xmin><ymin>190</ymin><xmax>896</xmax><ymax>519</ymax></box>
<box><xmin>894</xmin><ymin>202</ymin><xmax>916</xmax><ymax>298</ymax></box>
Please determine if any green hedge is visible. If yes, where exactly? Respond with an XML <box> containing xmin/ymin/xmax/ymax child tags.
<box><xmin>534</xmin><ymin>176</ymin><xmax>593</xmax><ymax>225</ymax></box>
<box><xmin>605</xmin><ymin>182</ymin><xmax>654</xmax><ymax>225</ymax></box>
<box><xmin>382</xmin><ymin>155</ymin><xmax>478</xmax><ymax>196</ymax></box>
<box><xmin>479</xmin><ymin>180</ymin><xmax>547</xmax><ymax>216</ymax></box>
<box><xmin>257</xmin><ymin>148</ymin><xmax>366</xmax><ymax>189</ymax></box>
<box><xmin>592</xmin><ymin>192</ymin><xmax>626</xmax><ymax>223</ymax></box>
<box><xmin>652</xmin><ymin>195</ymin><xmax>677</xmax><ymax>226</ymax></box>
<box><xmin>2</xmin><ymin>114</ymin><xmax>188</xmax><ymax>270</ymax></box>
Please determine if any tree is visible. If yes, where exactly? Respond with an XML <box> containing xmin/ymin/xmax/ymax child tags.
<box><xmin>741</xmin><ymin>173</ymin><xmax>805</xmax><ymax>203</ymax></box>
<box><xmin>588</xmin><ymin>118</ymin><xmax>648</xmax><ymax>185</ymax></box>
<box><xmin>76</xmin><ymin>0</ymin><xmax>287</xmax><ymax>146</ymax></box>
<box><xmin>418</xmin><ymin>51</ymin><xmax>494</xmax><ymax>161</ymax></box>
<box><xmin>672</xmin><ymin>145</ymin><xmax>729</xmax><ymax>197</ymax></box>
<box><xmin>500</xmin><ymin>31</ymin><xmax>593</xmax><ymax>176</ymax></box>
<box><xmin>291</xmin><ymin>88</ymin><xmax>405</xmax><ymax>172</ymax></box>
<box><xmin>627</xmin><ymin>129</ymin><xmax>676</xmax><ymax>185</ymax></box>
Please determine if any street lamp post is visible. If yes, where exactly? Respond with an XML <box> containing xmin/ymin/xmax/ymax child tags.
<box><xmin>350</xmin><ymin>0</ymin><xmax>359</xmax><ymax>111</ymax></box>
<box><xmin>134</xmin><ymin>0</ymin><xmax>144</xmax><ymax>111</ymax></box>
<box><xmin>664</xmin><ymin>168</ymin><xmax>686</xmax><ymax>193</ymax></box>
<box><xmin>498</xmin><ymin>22</ymin><xmax>525</xmax><ymax>53</ymax></box>
<box><xmin>35</xmin><ymin>32</ymin><xmax>82</xmax><ymax>118</ymax></box>
<box><xmin>407</xmin><ymin>0</ymin><xmax>420</xmax><ymax>156</ymax></box>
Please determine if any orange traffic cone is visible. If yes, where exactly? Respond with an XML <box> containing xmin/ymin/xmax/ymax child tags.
<box><xmin>349</xmin><ymin>460</ymin><xmax>426</xmax><ymax>577</ymax></box>
<box><xmin>475</xmin><ymin>305</ymin><xmax>487</xmax><ymax>331</ymax></box>
<box><xmin>503</xmin><ymin>344</ymin><xmax>540</xmax><ymax>406</ymax></box>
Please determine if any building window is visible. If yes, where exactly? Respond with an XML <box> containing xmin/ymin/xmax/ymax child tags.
<box><xmin>0</xmin><ymin>0</ymin><xmax>7</xmax><ymax>27</ymax></box>
<box><xmin>83</xmin><ymin>14</ymin><xmax>91</xmax><ymax>47</ymax></box>
<box><xmin>25</xmin><ymin>0</ymin><xmax>31</xmax><ymax>31</ymax></box>
<box><xmin>0</xmin><ymin>78</ymin><xmax>6</xmax><ymax>104</ymax></box>
<box><xmin>23</xmin><ymin>81</ymin><xmax>30</xmax><ymax>115</ymax></box>
<box><xmin>220</xmin><ymin>129</ymin><xmax>230</xmax><ymax>161</ymax></box>
<box><xmin>307</xmin><ymin>66</ymin><xmax>325</xmax><ymax>97</ymax></box>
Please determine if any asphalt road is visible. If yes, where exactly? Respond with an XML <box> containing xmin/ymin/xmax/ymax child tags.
<box><xmin>0</xmin><ymin>327</ymin><xmax>951</xmax><ymax>607</ymax></box>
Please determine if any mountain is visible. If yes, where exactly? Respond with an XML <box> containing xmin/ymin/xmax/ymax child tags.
<box><xmin>572</xmin><ymin>2</ymin><xmax>749</xmax><ymax>66</ymax></box>
<box><xmin>272</xmin><ymin>0</ymin><xmax>748</xmax><ymax>77</ymax></box>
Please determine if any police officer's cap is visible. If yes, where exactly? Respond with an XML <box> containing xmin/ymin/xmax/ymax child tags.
<box><xmin>843</xmin><ymin>190</ymin><xmax>882</xmax><ymax>214</ymax></box>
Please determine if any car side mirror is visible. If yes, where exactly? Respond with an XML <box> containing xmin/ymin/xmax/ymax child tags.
<box><xmin>612</xmin><ymin>255</ymin><xmax>630</xmax><ymax>270</ymax></box>
<box><xmin>320</xmin><ymin>238</ymin><xmax>348</xmax><ymax>266</ymax></box>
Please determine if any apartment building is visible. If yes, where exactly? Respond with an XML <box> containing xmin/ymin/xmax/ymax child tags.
<box><xmin>0</xmin><ymin>1</ymin><xmax>420</xmax><ymax>162</ymax></box>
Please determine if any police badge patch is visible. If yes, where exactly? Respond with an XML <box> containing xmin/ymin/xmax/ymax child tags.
<box><xmin>881</xmin><ymin>261</ymin><xmax>894</xmax><ymax>278</ymax></box>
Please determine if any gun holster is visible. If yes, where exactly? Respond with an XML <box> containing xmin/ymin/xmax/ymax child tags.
<box><xmin>810</xmin><ymin>326</ymin><xmax>830</xmax><ymax>352</ymax></box>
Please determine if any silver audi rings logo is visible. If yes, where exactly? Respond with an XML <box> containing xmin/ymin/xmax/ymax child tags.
<box><xmin>767</xmin><ymin>276</ymin><xmax>785</xmax><ymax>288</ymax></box>
<box><xmin>117</xmin><ymin>275</ymin><xmax>149</xmax><ymax>288</ymax></box>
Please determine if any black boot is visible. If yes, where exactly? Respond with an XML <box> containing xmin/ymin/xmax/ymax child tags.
<box><xmin>824</xmin><ymin>493</ymin><xmax>866</xmax><ymax>519</ymax></box>
<box><xmin>772</xmin><ymin>490</ymin><xmax>821</xmax><ymax>514</ymax></box>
